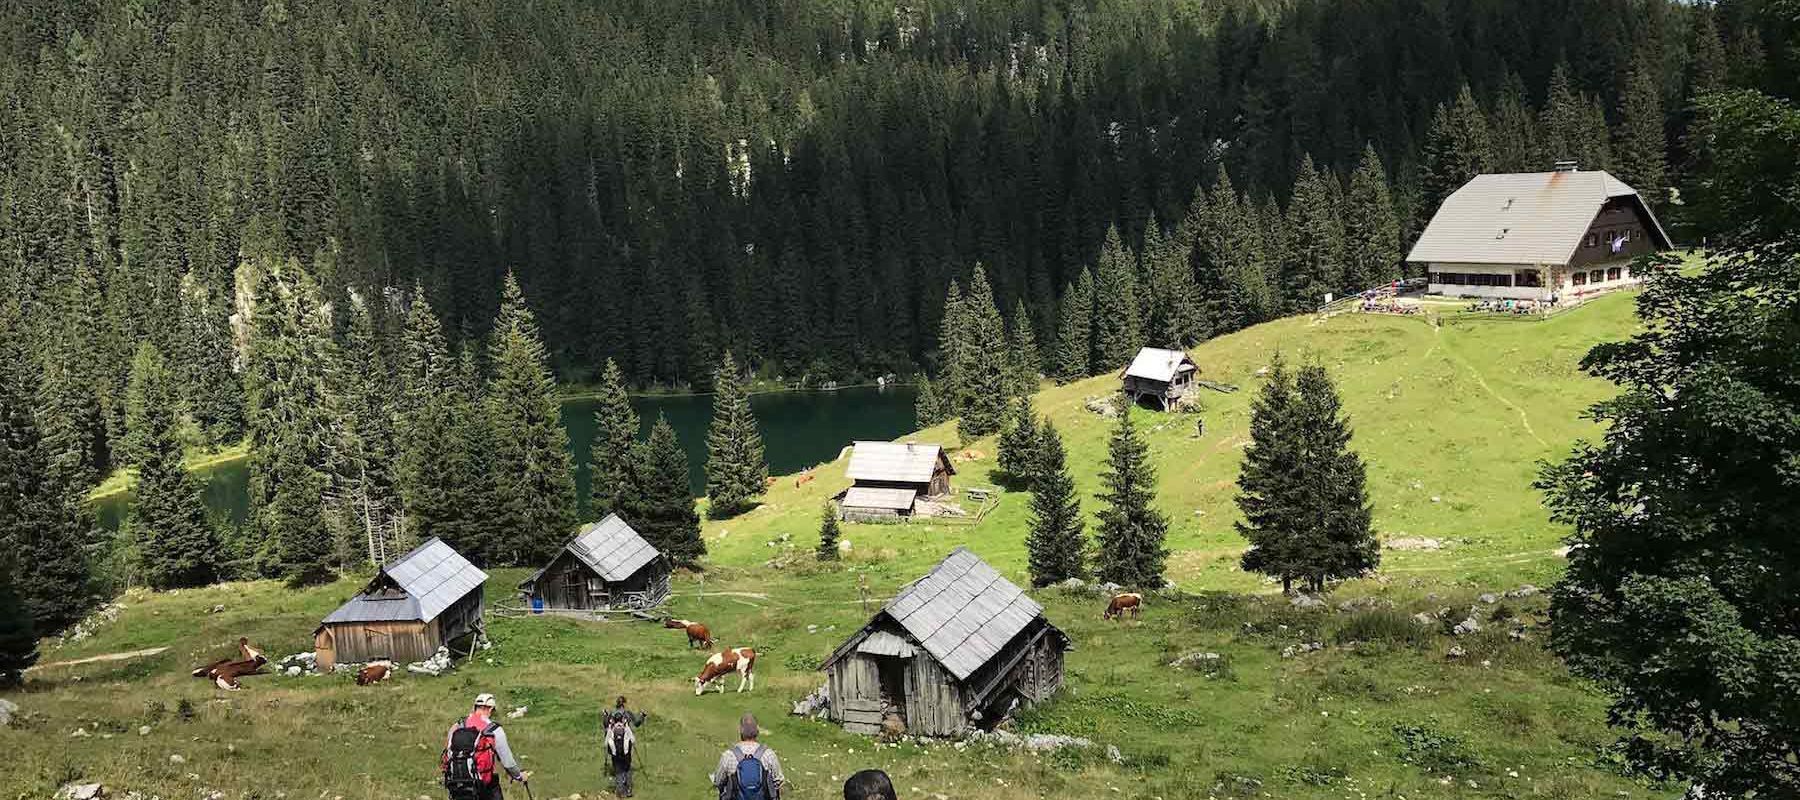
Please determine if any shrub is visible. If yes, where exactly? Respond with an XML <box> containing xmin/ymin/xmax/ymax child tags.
<box><xmin>1392</xmin><ymin>723</ymin><xmax>1481</xmax><ymax>772</ymax></box>
<box><xmin>1332</xmin><ymin>609</ymin><xmax>1427</xmax><ymax>647</ymax></box>
<box><xmin>783</xmin><ymin>652</ymin><xmax>822</xmax><ymax>672</ymax></box>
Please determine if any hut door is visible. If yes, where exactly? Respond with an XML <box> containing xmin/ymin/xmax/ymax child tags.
<box><xmin>876</xmin><ymin>656</ymin><xmax>908</xmax><ymax>721</ymax></box>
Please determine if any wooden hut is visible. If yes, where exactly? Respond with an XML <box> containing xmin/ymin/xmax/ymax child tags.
<box><xmin>1120</xmin><ymin>347</ymin><xmax>1198</xmax><ymax>410</ymax></box>
<box><xmin>840</xmin><ymin>441</ymin><xmax>954</xmax><ymax>521</ymax></box>
<box><xmin>314</xmin><ymin>538</ymin><xmax>487</xmax><ymax>670</ymax></box>
<box><xmin>518</xmin><ymin>514</ymin><xmax>672</xmax><ymax>612</ymax></box>
<box><xmin>820</xmin><ymin>548</ymin><xmax>1071</xmax><ymax>737</ymax></box>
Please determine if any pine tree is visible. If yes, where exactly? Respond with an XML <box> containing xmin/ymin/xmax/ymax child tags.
<box><xmin>1688</xmin><ymin>10</ymin><xmax>1727</xmax><ymax>98</ymax></box>
<box><xmin>1343</xmin><ymin>145</ymin><xmax>1402</xmax><ymax>291</ymax></box>
<box><xmin>1419</xmin><ymin>85</ymin><xmax>1493</xmax><ymax>223</ymax></box>
<box><xmin>393</xmin><ymin>290</ymin><xmax>460</xmax><ymax>547</ymax></box>
<box><xmin>126</xmin><ymin>343</ymin><xmax>218</xmax><ymax>589</ymax></box>
<box><xmin>1615</xmin><ymin>56</ymin><xmax>1667</xmax><ymax>204</ymax></box>
<box><xmin>1283</xmin><ymin>155</ymin><xmax>1347</xmax><ymax>310</ymax></box>
<box><xmin>995</xmin><ymin>394</ymin><xmax>1042</xmax><ymax>488</ymax></box>
<box><xmin>486</xmin><ymin>273</ymin><xmax>579</xmax><ymax>565</ymax></box>
<box><xmin>624</xmin><ymin>415</ymin><xmax>703</xmax><ymax>566</ymax></box>
<box><xmin>936</xmin><ymin>280</ymin><xmax>969</xmax><ymax>410</ymax></box>
<box><xmin>0</xmin><ymin>562</ymin><xmax>37</xmax><ymax>687</ymax></box>
<box><xmin>815</xmin><ymin>501</ymin><xmax>841</xmax><ymax>561</ymax></box>
<box><xmin>175</xmin><ymin>275</ymin><xmax>245</xmax><ymax>447</ymax></box>
<box><xmin>1091</xmin><ymin>226</ymin><xmax>1143</xmax><ymax>371</ymax></box>
<box><xmin>913</xmin><ymin>375</ymin><xmax>947</xmax><ymax>429</ymax></box>
<box><xmin>1052</xmin><ymin>269</ymin><xmax>1095</xmax><ymax>382</ymax></box>
<box><xmin>1293</xmin><ymin>364</ymin><xmax>1377</xmax><ymax>590</ymax></box>
<box><xmin>1541</xmin><ymin>63</ymin><xmax>1612</xmax><ymax>170</ymax></box>
<box><xmin>1490</xmin><ymin>73</ymin><xmax>1542</xmax><ymax>172</ymax></box>
<box><xmin>437</xmin><ymin>346</ymin><xmax>503</xmax><ymax>564</ymax></box>
<box><xmin>1026</xmin><ymin>419</ymin><xmax>1086</xmax><ymax>587</ymax></box>
<box><xmin>704</xmin><ymin>350</ymin><xmax>767</xmax><ymax>519</ymax></box>
<box><xmin>1143</xmin><ymin>221</ymin><xmax>1204</xmax><ymax>347</ymax></box>
<box><xmin>1005</xmin><ymin>300</ymin><xmax>1040</xmax><ymax>399</ymax></box>
<box><xmin>1094</xmin><ymin>397</ymin><xmax>1169</xmax><ymax>587</ymax></box>
<box><xmin>1236</xmin><ymin>356</ymin><xmax>1307</xmax><ymax>593</ymax></box>
<box><xmin>328</xmin><ymin>292</ymin><xmax>402</xmax><ymax>566</ymax></box>
<box><xmin>588</xmin><ymin>359</ymin><xmax>641</xmax><ymax>519</ymax></box>
<box><xmin>955</xmin><ymin>266</ymin><xmax>1011</xmax><ymax>440</ymax></box>
<box><xmin>244</xmin><ymin>261</ymin><xmax>334</xmax><ymax>586</ymax></box>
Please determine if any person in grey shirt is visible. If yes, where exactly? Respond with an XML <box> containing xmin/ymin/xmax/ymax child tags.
<box><xmin>446</xmin><ymin>692</ymin><xmax>530</xmax><ymax>800</ymax></box>
<box><xmin>710</xmin><ymin>713</ymin><xmax>785</xmax><ymax>799</ymax></box>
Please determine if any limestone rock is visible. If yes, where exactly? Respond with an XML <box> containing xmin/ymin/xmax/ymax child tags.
<box><xmin>1505</xmin><ymin>585</ymin><xmax>1540</xmax><ymax>599</ymax></box>
<box><xmin>1446</xmin><ymin>645</ymin><xmax>1466</xmax><ymax>660</ymax></box>
<box><xmin>1289</xmin><ymin>594</ymin><xmax>1327</xmax><ymax>610</ymax></box>
<box><xmin>508</xmin><ymin>706</ymin><xmax>528</xmax><ymax>719</ymax></box>
<box><xmin>0</xmin><ymin>697</ymin><xmax>16</xmax><ymax>727</ymax></box>
<box><xmin>1478</xmin><ymin>593</ymin><xmax>1498</xmax><ymax>604</ymax></box>
<box><xmin>56</xmin><ymin>783</ymin><xmax>105</xmax><ymax>800</ymax></box>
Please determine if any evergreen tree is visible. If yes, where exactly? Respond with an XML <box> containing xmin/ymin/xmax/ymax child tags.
<box><xmin>936</xmin><ymin>280</ymin><xmax>969</xmax><ymax>410</ymax></box>
<box><xmin>1688</xmin><ymin>9</ymin><xmax>1728</xmax><ymax>98</ymax></box>
<box><xmin>1143</xmin><ymin>221</ymin><xmax>1204</xmax><ymax>347</ymax></box>
<box><xmin>1292</xmin><ymin>364</ymin><xmax>1376</xmax><ymax>590</ymax></box>
<box><xmin>486</xmin><ymin>273</ymin><xmax>579</xmax><ymax>565</ymax></box>
<box><xmin>1614</xmin><ymin>56</ymin><xmax>1667</xmax><ymax>203</ymax></box>
<box><xmin>1343</xmin><ymin>145</ymin><xmax>1402</xmax><ymax>291</ymax></box>
<box><xmin>0</xmin><ymin>563</ymin><xmax>37</xmax><ymax>687</ymax></box>
<box><xmin>815</xmin><ymin>501</ymin><xmax>841</xmax><ymax>561</ymax></box>
<box><xmin>175</xmin><ymin>275</ymin><xmax>245</xmax><ymax>447</ymax></box>
<box><xmin>1005</xmin><ymin>300</ymin><xmax>1040</xmax><ymax>399</ymax></box>
<box><xmin>1490</xmin><ymin>73</ymin><xmax>1542</xmax><ymax>172</ymax></box>
<box><xmin>393</xmin><ymin>291</ymin><xmax>460</xmax><ymax>547</ymax></box>
<box><xmin>1282</xmin><ymin>154</ymin><xmax>1347</xmax><ymax>309</ymax></box>
<box><xmin>588</xmin><ymin>358</ymin><xmax>641</xmax><ymax>520</ymax></box>
<box><xmin>1052</xmin><ymin>269</ymin><xmax>1095</xmax><ymax>382</ymax></box>
<box><xmin>704</xmin><ymin>350</ymin><xmax>767</xmax><ymax>518</ymax></box>
<box><xmin>437</xmin><ymin>346</ymin><xmax>503</xmax><ymax>563</ymax></box>
<box><xmin>913</xmin><ymin>375</ymin><xmax>947</xmax><ymax>429</ymax></box>
<box><xmin>125</xmin><ymin>343</ymin><xmax>218</xmax><ymax>589</ymax></box>
<box><xmin>1091</xmin><ymin>227</ymin><xmax>1143</xmax><ymax>371</ymax></box>
<box><xmin>1026</xmin><ymin>419</ymin><xmax>1085</xmax><ymax>587</ymax></box>
<box><xmin>954</xmin><ymin>267</ymin><xmax>1011</xmax><ymax>440</ymax></box>
<box><xmin>995</xmin><ymin>394</ymin><xmax>1042</xmax><ymax>488</ymax></box>
<box><xmin>243</xmin><ymin>261</ymin><xmax>334</xmax><ymax>586</ymax></box>
<box><xmin>623</xmin><ymin>415</ymin><xmax>703</xmax><ymax>566</ymax></box>
<box><xmin>1094</xmin><ymin>397</ymin><xmax>1169</xmax><ymax>587</ymax></box>
<box><xmin>1419</xmin><ymin>85</ymin><xmax>1493</xmax><ymax>223</ymax></box>
<box><xmin>1541</xmin><ymin>63</ymin><xmax>1613</xmax><ymax>170</ymax></box>
<box><xmin>324</xmin><ymin>292</ymin><xmax>403</xmax><ymax>567</ymax></box>
<box><xmin>1235</xmin><ymin>356</ymin><xmax>1307</xmax><ymax>593</ymax></box>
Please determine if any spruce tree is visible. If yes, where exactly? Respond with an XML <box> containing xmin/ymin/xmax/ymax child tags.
<box><xmin>1419</xmin><ymin>85</ymin><xmax>1493</xmax><ymax>222</ymax></box>
<box><xmin>1091</xmin><ymin>226</ymin><xmax>1144</xmax><ymax>371</ymax></box>
<box><xmin>913</xmin><ymin>375</ymin><xmax>947</xmax><ymax>429</ymax></box>
<box><xmin>1236</xmin><ymin>356</ymin><xmax>1307</xmax><ymax>593</ymax></box>
<box><xmin>0</xmin><ymin>563</ymin><xmax>37</xmax><ymax>687</ymax></box>
<box><xmin>1283</xmin><ymin>154</ymin><xmax>1348</xmax><ymax>310</ymax></box>
<box><xmin>438</xmin><ymin>347</ymin><xmax>502</xmax><ymax>564</ymax></box>
<box><xmin>1026</xmin><ymin>420</ymin><xmax>1086</xmax><ymax>587</ymax></box>
<box><xmin>1541</xmin><ymin>63</ymin><xmax>1612</xmax><ymax>170</ymax></box>
<box><xmin>704</xmin><ymin>350</ymin><xmax>767</xmax><ymax>519</ymax></box>
<box><xmin>954</xmin><ymin>266</ymin><xmax>1010</xmax><ymax>440</ymax></box>
<box><xmin>1490</xmin><ymin>73</ymin><xmax>1542</xmax><ymax>172</ymax></box>
<box><xmin>1094</xmin><ymin>397</ymin><xmax>1169</xmax><ymax>587</ymax></box>
<box><xmin>486</xmin><ymin>273</ymin><xmax>579</xmax><ymax>565</ymax></box>
<box><xmin>1143</xmin><ymin>221</ymin><xmax>1204</xmax><ymax>348</ymax></box>
<box><xmin>1005</xmin><ymin>300</ymin><xmax>1040</xmax><ymax>399</ymax></box>
<box><xmin>393</xmin><ymin>290</ymin><xmax>460</xmax><ymax>547</ymax></box>
<box><xmin>995</xmin><ymin>394</ymin><xmax>1042</xmax><ymax>489</ymax></box>
<box><xmin>1343</xmin><ymin>145</ymin><xmax>1402</xmax><ymax>291</ymax></box>
<box><xmin>1052</xmin><ymin>269</ymin><xmax>1095</xmax><ymax>382</ymax></box>
<box><xmin>244</xmin><ymin>261</ymin><xmax>334</xmax><ymax>586</ymax></box>
<box><xmin>175</xmin><ymin>275</ymin><xmax>245</xmax><ymax>447</ymax></box>
<box><xmin>815</xmin><ymin>501</ymin><xmax>841</xmax><ymax>561</ymax></box>
<box><xmin>1615</xmin><ymin>56</ymin><xmax>1667</xmax><ymax>203</ymax></box>
<box><xmin>936</xmin><ymin>280</ymin><xmax>969</xmax><ymax>410</ymax></box>
<box><xmin>1293</xmin><ymin>363</ymin><xmax>1377</xmax><ymax>590</ymax></box>
<box><xmin>126</xmin><ymin>343</ymin><xmax>218</xmax><ymax>589</ymax></box>
<box><xmin>624</xmin><ymin>415</ymin><xmax>704</xmax><ymax>566</ymax></box>
<box><xmin>587</xmin><ymin>358</ymin><xmax>640</xmax><ymax>519</ymax></box>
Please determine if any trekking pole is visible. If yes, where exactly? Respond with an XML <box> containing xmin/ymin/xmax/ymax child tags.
<box><xmin>521</xmin><ymin>779</ymin><xmax>535</xmax><ymax>800</ymax></box>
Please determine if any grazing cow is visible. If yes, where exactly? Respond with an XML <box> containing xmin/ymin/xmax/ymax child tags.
<box><xmin>190</xmin><ymin>637</ymin><xmax>268</xmax><ymax>690</ymax></box>
<box><xmin>355</xmin><ymin>659</ymin><xmax>393</xmax><ymax>686</ymax></box>
<box><xmin>664</xmin><ymin>618</ymin><xmax>715</xmax><ymax>649</ymax></box>
<box><xmin>693</xmin><ymin>647</ymin><xmax>757</xmax><ymax>695</ymax></box>
<box><xmin>795</xmin><ymin>473</ymin><xmax>816</xmax><ymax>488</ymax></box>
<box><xmin>1103</xmin><ymin>593</ymin><xmax>1143</xmax><ymax>621</ymax></box>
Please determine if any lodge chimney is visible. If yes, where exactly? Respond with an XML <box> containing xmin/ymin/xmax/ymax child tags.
<box><xmin>1553</xmin><ymin>160</ymin><xmax>1579</xmax><ymax>173</ymax></box>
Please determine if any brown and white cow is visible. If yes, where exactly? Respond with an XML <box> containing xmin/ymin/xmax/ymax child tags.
<box><xmin>190</xmin><ymin>637</ymin><xmax>268</xmax><ymax>690</ymax></box>
<box><xmin>1102</xmin><ymin>593</ymin><xmax>1143</xmax><ymax>621</ymax></box>
<box><xmin>665</xmin><ymin>618</ymin><xmax>715</xmax><ymax>649</ymax></box>
<box><xmin>355</xmin><ymin>659</ymin><xmax>394</xmax><ymax>686</ymax></box>
<box><xmin>694</xmin><ymin>647</ymin><xmax>757</xmax><ymax>695</ymax></box>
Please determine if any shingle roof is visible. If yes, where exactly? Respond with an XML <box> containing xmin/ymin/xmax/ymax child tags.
<box><xmin>857</xmin><ymin>630</ymin><xmax>918</xmax><ymax>658</ymax></box>
<box><xmin>1406</xmin><ymin>170</ymin><xmax>1672</xmax><ymax>266</ymax></box>
<box><xmin>1121</xmin><ymin>347</ymin><xmax>1197</xmax><ymax>383</ymax></box>
<box><xmin>847</xmin><ymin>441</ymin><xmax>948</xmax><ymax>485</ymax></box>
<box><xmin>841</xmin><ymin>486</ymin><xmax>918</xmax><ymax>512</ymax></box>
<box><xmin>321</xmin><ymin>538</ymin><xmax>487</xmax><ymax>624</ymax></box>
<box><xmin>564</xmin><ymin>514</ymin><xmax>663</xmax><ymax>582</ymax></box>
<box><xmin>881</xmin><ymin>548</ymin><xmax>1045</xmax><ymax>681</ymax></box>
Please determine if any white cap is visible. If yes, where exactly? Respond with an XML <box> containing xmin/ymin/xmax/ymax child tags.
<box><xmin>474</xmin><ymin>693</ymin><xmax>497</xmax><ymax>708</ymax></box>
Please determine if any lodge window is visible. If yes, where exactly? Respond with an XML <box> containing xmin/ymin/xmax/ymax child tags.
<box><xmin>1626</xmin><ymin>263</ymin><xmax>1637</xmax><ymax>278</ymax></box>
<box><xmin>1516</xmin><ymin>270</ymin><xmax>1542</xmax><ymax>287</ymax></box>
<box><xmin>1606</xmin><ymin>267</ymin><xmax>1621</xmax><ymax>281</ymax></box>
<box><xmin>1572</xmin><ymin>271</ymin><xmax>1588</xmax><ymax>286</ymax></box>
<box><xmin>1585</xmin><ymin>233</ymin><xmax>1598</xmax><ymax>248</ymax></box>
<box><xmin>1590</xmin><ymin>269</ymin><xmax>1604</xmax><ymax>284</ymax></box>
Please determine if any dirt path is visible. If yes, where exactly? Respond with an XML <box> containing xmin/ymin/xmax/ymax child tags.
<box><xmin>1434</xmin><ymin>326</ymin><xmax>1549</xmax><ymax>447</ymax></box>
<box><xmin>30</xmin><ymin>646</ymin><xmax>169</xmax><ymax>671</ymax></box>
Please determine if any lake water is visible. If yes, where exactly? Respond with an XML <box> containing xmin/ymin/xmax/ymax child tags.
<box><xmin>93</xmin><ymin>384</ymin><xmax>918</xmax><ymax>529</ymax></box>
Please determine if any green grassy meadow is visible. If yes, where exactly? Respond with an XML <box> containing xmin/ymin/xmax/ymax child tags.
<box><xmin>5</xmin><ymin>292</ymin><xmax>1680</xmax><ymax>800</ymax></box>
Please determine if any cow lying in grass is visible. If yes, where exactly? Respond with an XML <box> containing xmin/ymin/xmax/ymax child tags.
<box><xmin>1103</xmin><ymin>593</ymin><xmax>1143</xmax><ymax>621</ymax></box>
<box><xmin>190</xmin><ymin>637</ymin><xmax>267</xmax><ymax>690</ymax></box>
<box><xmin>665</xmin><ymin>618</ymin><xmax>715</xmax><ymax>649</ymax></box>
<box><xmin>356</xmin><ymin>659</ymin><xmax>394</xmax><ymax>685</ymax></box>
<box><xmin>694</xmin><ymin>647</ymin><xmax>757</xmax><ymax>695</ymax></box>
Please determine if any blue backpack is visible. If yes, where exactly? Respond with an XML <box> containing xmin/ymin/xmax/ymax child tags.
<box><xmin>732</xmin><ymin>744</ymin><xmax>768</xmax><ymax>800</ymax></box>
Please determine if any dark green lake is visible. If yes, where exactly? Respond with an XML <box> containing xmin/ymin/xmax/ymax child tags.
<box><xmin>93</xmin><ymin>384</ymin><xmax>918</xmax><ymax>529</ymax></box>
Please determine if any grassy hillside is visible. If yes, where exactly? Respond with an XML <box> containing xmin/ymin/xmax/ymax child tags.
<box><xmin>4</xmin><ymin>293</ymin><xmax>1678</xmax><ymax>800</ymax></box>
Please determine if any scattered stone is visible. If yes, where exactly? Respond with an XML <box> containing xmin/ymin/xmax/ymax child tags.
<box><xmin>1430</xmin><ymin>496</ymin><xmax>1442</xmax><ymax>503</ymax></box>
<box><xmin>1106</xmin><ymin>745</ymin><xmax>1124</xmax><ymax>764</ymax></box>
<box><xmin>837</xmin><ymin>539</ymin><xmax>852</xmax><ymax>554</ymax></box>
<box><xmin>1167</xmin><ymin>651</ymin><xmax>1222</xmax><ymax>670</ymax></box>
<box><xmin>1336</xmin><ymin>596</ymin><xmax>1393</xmax><ymax>612</ymax></box>
<box><xmin>1508</xmin><ymin>629</ymin><xmax>1529</xmax><ymax>641</ymax></box>
<box><xmin>56</xmin><ymin>603</ymin><xmax>124</xmax><ymax>646</ymax></box>
<box><xmin>1289</xmin><ymin>594</ymin><xmax>1327</xmax><ymax>610</ymax></box>
<box><xmin>1478</xmin><ymin>593</ymin><xmax>1499</xmax><ymax>604</ymax></box>
<box><xmin>806</xmin><ymin>624</ymin><xmax>819</xmax><ymax>634</ymax></box>
<box><xmin>1280</xmin><ymin>642</ymin><xmax>1324</xmax><ymax>659</ymax></box>
<box><xmin>210</xmin><ymin>605</ymin><xmax>225</xmax><ymax>614</ymax></box>
<box><xmin>1446</xmin><ymin>645</ymin><xmax>1466</xmax><ymax>660</ymax></box>
<box><xmin>406</xmin><ymin>646</ymin><xmax>455</xmax><ymax>677</ymax></box>
<box><xmin>508</xmin><ymin>706</ymin><xmax>528</xmax><ymax>719</ymax></box>
<box><xmin>0</xmin><ymin>698</ymin><xmax>16</xmax><ymax>727</ymax></box>
<box><xmin>1385</xmin><ymin>537</ymin><xmax>1443</xmax><ymax>552</ymax></box>
<box><xmin>1411</xmin><ymin>612</ymin><xmax>1439</xmax><ymax>627</ymax></box>
<box><xmin>1452</xmin><ymin>611</ymin><xmax>1482</xmax><ymax>636</ymax></box>
<box><xmin>791</xmin><ymin>685</ymin><xmax>830</xmax><ymax>718</ymax></box>
<box><xmin>1083</xmin><ymin>396</ymin><xmax>1119</xmax><ymax>417</ymax></box>
<box><xmin>964</xmin><ymin>729</ymin><xmax>1093</xmax><ymax>752</ymax></box>
<box><xmin>276</xmin><ymin>652</ymin><xmax>318</xmax><ymax>674</ymax></box>
<box><xmin>1504</xmin><ymin>585</ymin><xmax>1540</xmax><ymax>599</ymax></box>
<box><xmin>1057</xmin><ymin>577</ymin><xmax>1086</xmax><ymax>591</ymax></box>
<box><xmin>138</xmin><ymin>726</ymin><xmax>151</xmax><ymax>736</ymax></box>
<box><xmin>70</xmin><ymin>727</ymin><xmax>91</xmax><ymax>738</ymax></box>
<box><xmin>285</xmin><ymin>666</ymin><xmax>302</xmax><ymax>678</ymax></box>
<box><xmin>55</xmin><ymin>783</ymin><xmax>105</xmax><ymax>800</ymax></box>
<box><xmin>1096</xmin><ymin>582</ymin><xmax>1123</xmax><ymax>595</ymax></box>
<box><xmin>168</xmin><ymin>754</ymin><xmax>185</xmax><ymax>765</ymax></box>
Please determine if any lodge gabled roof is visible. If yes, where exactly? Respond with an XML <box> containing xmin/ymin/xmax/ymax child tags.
<box><xmin>321</xmin><ymin>538</ymin><xmax>487</xmax><ymax>625</ymax></box>
<box><xmin>847</xmin><ymin>440</ymin><xmax>953</xmax><ymax>485</ymax></box>
<box><xmin>1406</xmin><ymin>169</ymin><xmax>1673</xmax><ymax>267</ymax></box>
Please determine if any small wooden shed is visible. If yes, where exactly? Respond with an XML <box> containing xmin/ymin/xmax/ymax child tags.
<box><xmin>820</xmin><ymin>548</ymin><xmax>1071</xmax><ymax>737</ymax></box>
<box><xmin>518</xmin><ymin>514</ymin><xmax>672</xmax><ymax>612</ymax></box>
<box><xmin>1120</xmin><ymin>347</ymin><xmax>1198</xmax><ymax>410</ymax></box>
<box><xmin>314</xmin><ymin>538</ymin><xmax>487</xmax><ymax>670</ymax></box>
<box><xmin>846</xmin><ymin>440</ymin><xmax>953</xmax><ymax>496</ymax></box>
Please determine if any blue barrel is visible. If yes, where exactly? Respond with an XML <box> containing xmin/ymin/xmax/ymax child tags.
<box><xmin>530</xmin><ymin>596</ymin><xmax>544</xmax><ymax>614</ymax></box>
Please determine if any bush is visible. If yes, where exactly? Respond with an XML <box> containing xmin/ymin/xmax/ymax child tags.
<box><xmin>1392</xmin><ymin>723</ymin><xmax>1481</xmax><ymax>772</ymax></box>
<box><xmin>1332</xmin><ymin>609</ymin><xmax>1427</xmax><ymax>647</ymax></box>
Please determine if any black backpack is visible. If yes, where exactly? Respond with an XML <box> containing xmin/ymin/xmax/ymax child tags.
<box><xmin>443</xmin><ymin>721</ymin><xmax>496</xmax><ymax>800</ymax></box>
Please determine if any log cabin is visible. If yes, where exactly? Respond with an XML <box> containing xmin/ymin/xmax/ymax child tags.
<box><xmin>314</xmin><ymin>538</ymin><xmax>487</xmax><ymax>670</ymax></box>
<box><xmin>838</xmin><ymin>441</ymin><xmax>954</xmax><ymax>521</ymax></box>
<box><xmin>518</xmin><ymin>513</ymin><xmax>672</xmax><ymax>612</ymax></box>
<box><xmin>1120</xmin><ymin>347</ymin><xmax>1198</xmax><ymax>411</ymax></box>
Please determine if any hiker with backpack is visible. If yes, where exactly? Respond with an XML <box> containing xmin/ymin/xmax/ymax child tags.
<box><xmin>604</xmin><ymin>695</ymin><xmax>648</xmax><ymax>729</ymax></box>
<box><xmin>710</xmin><ymin>713</ymin><xmax>785</xmax><ymax>800</ymax></box>
<box><xmin>604</xmin><ymin>713</ymin><xmax>636</xmax><ymax>797</ymax></box>
<box><xmin>443</xmin><ymin>693</ymin><xmax>530</xmax><ymax>800</ymax></box>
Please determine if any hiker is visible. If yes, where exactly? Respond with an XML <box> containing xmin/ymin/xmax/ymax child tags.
<box><xmin>710</xmin><ymin>713</ymin><xmax>785</xmax><ymax>800</ymax></box>
<box><xmin>605</xmin><ymin>695</ymin><xmax>648</xmax><ymax>729</ymax></box>
<box><xmin>843</xmin><ymin>770</ymin><xmax>896</xmax><ymax>800</ymax></box>
<box><xmin>605</xmin><ymin>713</ymin><xmax>637</xmax><ymax>797</ymax></box>
<box><xmin>443</xmin><ymin>693</ymin><xmax>530</xmax><ymax>800</ymax></box>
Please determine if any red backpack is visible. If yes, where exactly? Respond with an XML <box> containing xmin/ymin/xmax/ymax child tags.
<box><xmin>442</xmin><ymin>718</ymin><xmax>499</xmax><ymax>799</ymax></box>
